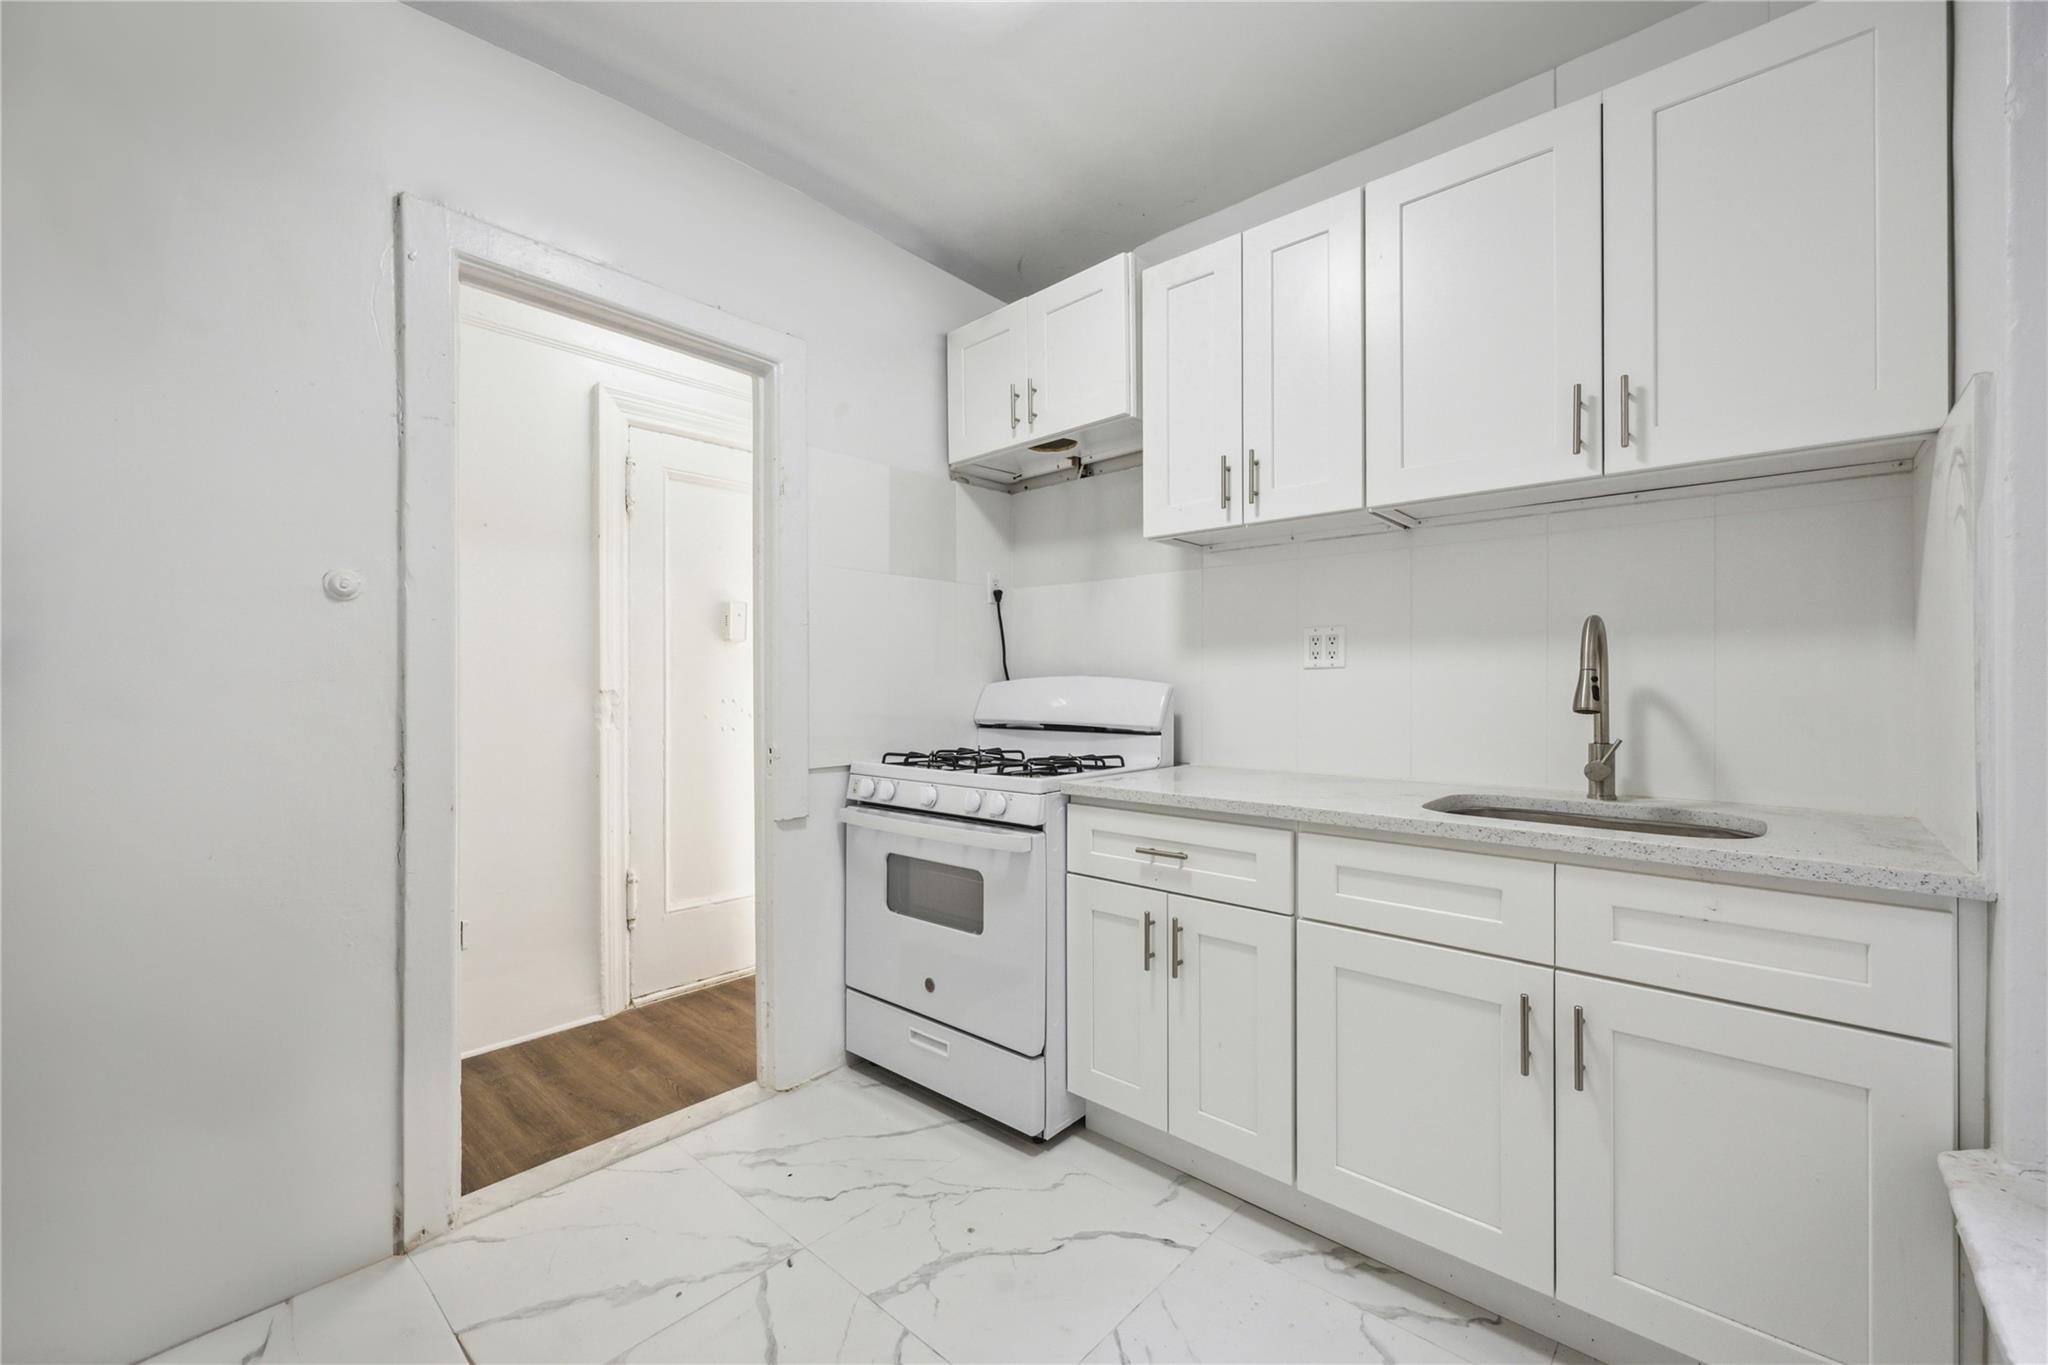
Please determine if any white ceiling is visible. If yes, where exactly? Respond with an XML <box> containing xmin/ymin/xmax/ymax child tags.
<box><xmin>416</xmin><ymin>1</ymin><xmax>1689</xmax><ymax>300</ymax></box>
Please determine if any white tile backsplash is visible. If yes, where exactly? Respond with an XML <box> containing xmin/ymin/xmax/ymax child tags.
<box><xmin>998</xmin><ymin>473</ymin><xmax>1921</xmax><ymax>815</ymax></box>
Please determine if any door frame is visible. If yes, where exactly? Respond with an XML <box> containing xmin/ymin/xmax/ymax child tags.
<box><xmin>395</xmin><ymin>195</ymin><xmax>809</xmax><ymax>1245</ymax></box>
<box><xmin>594</xmin><ymin>385</ymin><xmax>755</xmax><ymax>1015</ymax></box>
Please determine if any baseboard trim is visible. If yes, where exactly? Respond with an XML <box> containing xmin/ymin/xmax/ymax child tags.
<box><xmin>1085</xmin><ymin>1105</ymin><xmax>1680</xmax><ymax>1365</ymax></box>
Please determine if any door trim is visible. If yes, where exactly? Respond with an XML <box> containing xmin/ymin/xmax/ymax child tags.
<box><xmin>396</xmin><ymin>195</ymin><xmax>809</xmax><ymax>1246</ymax></box>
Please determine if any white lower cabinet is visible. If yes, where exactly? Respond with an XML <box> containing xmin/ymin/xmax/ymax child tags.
<box><xmin>1297</xmin><ymin>923</ymin><xmax>1555</xmax><ymax>1292</ymax></box>
<box><xmin>1167</xmin><ymin>893</ymin><xmax>1295</xmax><ymax>1181</ymax></box>
<box><xmin>1554</xmin><ymin>972</ymin><xmax>1956</xmax><ymax>1365</ymax></box>
<box><xmin>1065</xmin><ymin>874</ymin><xmax>1294</xmax><ymax>1181</ymax></box>
<box><xmin>1065</xmin><ymin>875</ymin><xmax>1168</xmax><ymax>1128</ymax></box>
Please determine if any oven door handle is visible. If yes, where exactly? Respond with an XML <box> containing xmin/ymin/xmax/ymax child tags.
<box><xmin>841</xmin><ymin>806</ymin><xmax>1036</xmax><ymax>855</ymax></box>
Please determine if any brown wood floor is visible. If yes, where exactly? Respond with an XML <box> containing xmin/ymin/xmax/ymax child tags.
<box><xmin>461</xmin><ymin>975</ymin><xmax>757</xmax><ymax>1193</ymax></box>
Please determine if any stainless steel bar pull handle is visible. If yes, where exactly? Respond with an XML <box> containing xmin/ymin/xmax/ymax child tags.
<box><xmin>1009</xmin><ymin>383</ymin><xmax>1021</xmax><ymax>432</ymax></box>
<box><xmin>1519</xmin><ymin>994</ymin><xmax>1532</xmax><ymax>1077</ymax></box>
<box><xmin>1571</xmin><ymin>384</ymin><xmax>1584</xmax><ymax>456</ymax></box>
<box><xmin>1573</xmin><ymin>1005</ymin><xmax>1587</xmax><ymax>1091</ymax></box>
<box><xmin>1248</xmin><ymin>450</ymin><xmax>1260</xmax><ymax>511</ymax></box>
<box><xmin>1220</xmin><ymin>455</ymin><xmax>1232</xmax><ymax>509</ymax></box>
<box><xmin>1170</xmin><ymin>917</ymin><xmax>1184</xmax><ymax>979</ymax></box>
<box><xmin>1027</xmin><ymin>380</ymin><xmax>1038</xmax><ymax>429</ymax></box>
<box><xmin>1142</xmin><ymin>910</ymin><xmax>1156</xmax><ymax>972</ymax></box>
<box><xmin>1133</xmin><ymin>846</ymin><xmax>1188</xmax><ymax>861</ymax></box>
<box><xmin>1618</xmin><ymin>375</ymin><xmax>1631</xmax><ymax>449</ymax></box>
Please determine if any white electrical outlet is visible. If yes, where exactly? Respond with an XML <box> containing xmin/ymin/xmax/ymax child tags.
<box><xmin>1303</xmin><ymin>625</ymin><xmax>1347</xmax><ymax>669</ymax></box>
<box><xmin>986</xmin><ymin>572</ymin><xmax>1003</xmax><ymax>603</ymax></box>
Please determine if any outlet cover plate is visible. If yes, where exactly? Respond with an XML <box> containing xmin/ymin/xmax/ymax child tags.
<box><xmin>1303</xmin><ymin>625</ymin><xmax>1346</xmax><ymax>669</ymax></box>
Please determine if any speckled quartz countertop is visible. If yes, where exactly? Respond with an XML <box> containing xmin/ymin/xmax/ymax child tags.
<box><xmin>1061</xmin><ymin>766</ymin><xmax>1990</xmax><ymax>900</ymax></box>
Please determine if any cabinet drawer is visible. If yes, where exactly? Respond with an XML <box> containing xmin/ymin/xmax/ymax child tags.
<box><xmin>1067</xmin><ymin>804</ymin><xmax>1292</xmax><ymax>914</ymax></box>
<box><xmin>1298</xmin><ymin>834</ymin><xmax>1554</xmax><ymax>963</ymax></box>
<box><xmin>1556</xmin><ymin>866</ymin><xmax>1953</xmax><ymax>1041</ymax></box>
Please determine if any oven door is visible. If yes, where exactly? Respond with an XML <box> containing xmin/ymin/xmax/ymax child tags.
<box><xmin>843</xmin><ymin>805</ymin><xmax>1048</xmax><ymax>1056</ymax></box>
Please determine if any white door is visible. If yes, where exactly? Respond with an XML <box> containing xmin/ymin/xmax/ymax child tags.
<box><xmin>946</xmin><ymin>299</ymin><xmax>1028</xmax><ymax>464</ymax></box>
<box><xmin>1027</xmin><ymin>255</ymin><xmax>1136</xmax><ymax>441</ymax></box>
<box><xmin>1141</xmin><ymin>237</ymin><xmax>1243</xmax><ymax>537</ymax></box>
<box><xmin>1366</xmin><ymin>101</ymin><xmax>1603</xmax><ymax>507</ymax></box>
<box><xmin>1297</xmin><ymin>924</ymin><xmax>1555</xmax><ymax>1292</ymax></box>
<box><xmin>1065</xmin><ymin>875</ymin><xmax>1168</xmax><ymax>1127</ymax></box>
<box><xmin>626</xmin><ymin>427</ymin><xmax>755</xmax><ymax>1001</ymax></box>
<box><xmin>1556</xmin><ymin>973</ymin><xmax>1955</xmax><ymax>1364</ymax></box>
<box><xmin>1602</xmin><ymin>1</ymin><xmax>1948</xmax><ymax>472</ymax></box>
<box><xmin>1242</xmin><ymin>190</ymin><xmax>1364</xmax><ymax>523</ymax></box>
<box><xmin>1166</xmin><ymin>895</ymin><xmax>1293</xmax><ymax>1181</ymax></box>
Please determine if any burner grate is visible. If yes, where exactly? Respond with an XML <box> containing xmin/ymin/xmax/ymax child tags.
<box><xmin>880</xmin><ymin>747</ymin><xmax>1026</xmax><ymax>772</ymax></box>
<box><xmin>995</xmin><ymin>754</ymin><xmax>1128</xmax><ymax>778</ymax></box>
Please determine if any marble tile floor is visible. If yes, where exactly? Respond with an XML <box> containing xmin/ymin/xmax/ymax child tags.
<box><xmin>149</xmin><ymin>1065</ymin><xmax>1574</xmax><ymax>1365</ymax></box>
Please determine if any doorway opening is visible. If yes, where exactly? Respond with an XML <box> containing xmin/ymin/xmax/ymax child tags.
<box><xmin>451</xmin><ymin>282</ymin><xmax>761</xmax><ymax>1195</ymax></box>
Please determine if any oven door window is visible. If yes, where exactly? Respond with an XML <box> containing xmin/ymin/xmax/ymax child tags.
<box><xmin>884</xmin><ymin>853</ymin><xmax>985</xmax><ymax>935</ymax></box>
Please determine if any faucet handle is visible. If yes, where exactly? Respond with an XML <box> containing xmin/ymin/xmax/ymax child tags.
<box><xmin>1584</xmin><ymin>740</ymin><xmax>1622</xmax><ymax>785</ymax></box>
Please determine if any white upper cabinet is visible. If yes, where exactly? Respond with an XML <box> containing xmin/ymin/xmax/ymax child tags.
<box><xmin>1243</xmin><ymin>190</ymin><xmax>1365</xmax><ymax>524</ymax></box>
<box><xmin>1142</xmin><ymin>237</ymin><xmax>1245</xmax><ymax>538</ymax></box>
<box><xmin>1144</xmin><ymin>191</ymin><xmax>1365</xmax><ymax>540</ymax></box>
<box><xmin>1366</xmin><ymin>101</ymin><xmax>1603</xmax><ymax>506</ymax></box>
<box><xmin>947</xmin><ymin>299</ymin><xmax>1028</xmax><ymax>464</ymax></box>
<box><xmin>1027</xmin><ymin>255</ymin><xmax>1137</xmax><ymax>443</ymax></box>
<box><xmin>1602</xmin><ymin>1</ymin><xmax>1948</xmax><ymax>473</ymax></box>
<box><xmin>947</xmin><ymin>255</ymin><xmax>1139</xmax><ymax>478</ymax></box>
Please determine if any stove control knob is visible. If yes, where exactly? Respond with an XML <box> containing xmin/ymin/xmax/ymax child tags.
<box><xmin>987</xmin><ymin>793</ymin><xmax>1009</xmax><ymax>817</ymax></box>
<box><xmin>875</xmin><ymin>780</ymin><xmax>897</xmax><ymax>802</ymax></box>
<box><xmin>850</xmin><ymin>777</ymin><xmax>875</xmax><ymax>799</ymax></box>
<box><xmin>962</xmin><ymin>791</ymin><xmax>983</xmax><ymax>813</ymax></box>
<box><xmin>918</xmin><ymin>784</ymin><xmax>940</xmax><ymax>808</ymax></box>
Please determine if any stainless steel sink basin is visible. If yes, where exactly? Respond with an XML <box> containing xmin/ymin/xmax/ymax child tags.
<box><xmin>1424</xmin><ymin>793</ymin><xmax>1767</xmax><ymax>840</ymax></box>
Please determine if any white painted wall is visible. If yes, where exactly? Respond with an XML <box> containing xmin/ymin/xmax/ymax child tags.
<box><xmin>1952</xmin><ymin>0</ymin><xmax>2048</xmax><ymax>1173</ymax></box>
<box><xmin>453</xmin><ymin>286</ymin><xmax>752</xmax><ymax>1055</ymax></box>
<box><xmin>0</xmin><ymin>4</ymin><xmax>998</xmax><ymax>1360</ymax></box>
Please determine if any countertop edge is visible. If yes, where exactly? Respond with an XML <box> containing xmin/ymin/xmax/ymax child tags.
<box><xmin>1060</xmin><ymin>780</ymin><xmax>1992</xmax><ymax>901</ymax></box>
<box><xmin>1939</xmin><ymin>1150</ymin><xmax>2047</xmax><ymax>1365</ymax></box>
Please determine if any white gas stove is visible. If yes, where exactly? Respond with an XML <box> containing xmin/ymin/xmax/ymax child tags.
<box><xmin>841</xmin><ymin>676</ymin><xmax>1174</xmax><ymax>1138</ymax></box>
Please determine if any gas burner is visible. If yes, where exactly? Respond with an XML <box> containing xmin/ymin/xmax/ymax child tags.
<box><xmin>880</xmin><ymin>747</ymin><xmax>1026</xmax><ymax>772</ymax></box>
<box><xmin>995</xmin><ymin>754</ymin><xmax>1128</xmax><ymax>778</ymax></box>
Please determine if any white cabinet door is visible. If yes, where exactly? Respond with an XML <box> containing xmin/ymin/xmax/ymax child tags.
<box><xmin>1298</xmin><ymin>925</ymin><xmax>1555</xmax><ymax>1292</ymax></box>
<box><xmin>1142</xmin><ymin>238</ymin><xmax>1243</xmax><ymax>537</ymax></box>
<box><xmin>1602</xmin><ymin>1</ymin><xmax>1948</xmax><ymax>472</ymax></box>
<box><xmin>1243</xmin><ymin>190</ymin><xmax>1364</xmax><ymax>523</ymax></box>
<box><xmin>1065</xmin><ymin>875</ymin><xmax>1168</xmax><ymax>1128</ymax></box>
<box><xmin>1366</xmin><ymin>101</ymin><xmax>1603</xmax><ymax>507</ymax></box>
<box><xmin>1167</xmin><ymin>895</ymin><xmax>1293</xmax><ymax>1181</ymax></box>
<box><xmin>1556</xmin><ymin>973</ymin><xmax>1955</xmax><ymax>1364</ymax></box>
<box><xmin>1028</xmin><ymin>255</ymin><xmax>1136</xmax><ymax>441</ymax></box>
<box><xmin>946</xmin><ymin>299</ymin><xmax>1027</xmax><ymax>464</ymax></box>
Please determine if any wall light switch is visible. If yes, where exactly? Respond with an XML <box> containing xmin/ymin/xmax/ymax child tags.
<box><xmin>1303</xmin><ymin>626</ymin><xmax>1346</xmax><ymax>669</ymax></box>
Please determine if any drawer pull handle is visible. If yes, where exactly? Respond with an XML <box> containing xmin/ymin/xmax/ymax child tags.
<box><xmin>1134</xmin><ymin>846</ymin><xmax>1189</xmax><ymax>861</ymax></box>
<box><xmin>908</xmin><ymin>1027</ymin><xmax>950</xmax><ymax>1059</ymax></box>
<box><xmin>1571</xmin><ymin>383</ymin><xmax>1584</xmax><ymax>456</ymax></box>
<box><xmin>1170</xmin><ymin>917</ymin><xmax>1184</xmax><ymax>979</ymax></box>
<box><xmin>1142</xmin><ymin>910</ymin><xmax>1156</xmax><ymax>972</ymax></box>
<box><xmin>1519</xmin><ymin>994</ymin><xmax>1531</xmax><ymax>1077</ymax></box>
<box><xmin>1573</xmin><ymin>1006</ymin><xmax>1586</xmax><ymax>1092</ymax></box>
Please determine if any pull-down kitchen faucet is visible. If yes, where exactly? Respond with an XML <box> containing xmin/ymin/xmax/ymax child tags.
<box><xmin>1572</xmin><ymin>614</ymin><xmax>1621</xmax><ymax>800</ymax></box>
